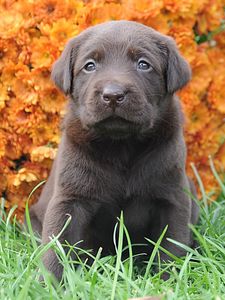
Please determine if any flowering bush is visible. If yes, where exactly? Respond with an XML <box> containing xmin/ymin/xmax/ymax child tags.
<box><xmin>0</xmin><ymin>0</ymin><xmax>224</xmax><ymax>219</ymax></box>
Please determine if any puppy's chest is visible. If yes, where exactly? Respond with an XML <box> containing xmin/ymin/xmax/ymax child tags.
<box><xmin>97</xmin><ymin>154</ymin><xmax>155</xmax><ymax>204</ymax></box>
<box><xmin>63</xmin><ymin>143</ymin><xmax>156</xmax><ymax>203</ymax></box>
<box><xmin>92</xmin><ymin>198</ymin><xmax>155</xmax><ymax>237</ymax></box>
<box><xmin>123</xmin><ymin>200</ymin><xmax>154</xmax><ymax>230</ymax></box>
<box><xmin>99</xmin><ymin>152</ymin><xmax>152</xmax><ymax>199</ymax></box>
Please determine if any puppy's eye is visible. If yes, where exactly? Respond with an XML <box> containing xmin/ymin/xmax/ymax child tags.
<box><xmin>137</xmin><ymin>59</ymin><xmax>152</xmax><ymax>71</ymax></box>
<box><xmin>83</xmin><ymin>60</ymin><xmax>96</xmax><ymax>72</ymax></box>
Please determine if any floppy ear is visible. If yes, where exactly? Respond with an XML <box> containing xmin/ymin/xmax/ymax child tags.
<box><xmin>166</xmin><ymin>37</ymin><xmax>191</xmax><ymax>94</ymax></box>
<box><xmin>51</xmin><ymin>37</ymin><xmax>79</xmax><ymax>95</ymax></box>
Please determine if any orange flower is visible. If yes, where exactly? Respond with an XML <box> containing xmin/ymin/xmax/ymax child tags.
<box><xmin>29</xmin><ymin>36</ymin><xmax>57</xmax><ymax>69</ymax></box>
<box><xmin>207</xmin><ymin>46</ymin><xmax>225</xmax><ymax>73</ymax></box>
<box><xmin>179</xmin><ymin>82</ymin><xmax>200</xmax><ymax>103</ymax></box>
<box><xmin>4</xmin><ymin>137</ymin><xmax>23</xmax><ymax>161</ymax></box>
<box><xmin>14</xmin><ymin>80</ymin><xmax>39</xmax><ymax>106</ymax></box>
<box><xmin>185</xmin><ymin>102</ymin><xmax>211</xmax><ymax>135</ymax></box>
<box><xmin>0</xmin><ymin>85</ymin><xmax>10</xmax><ymax>111</ymax></box>
<box><xmin>31</xmin><ymin>146</ymin><xmax>57</xmax><ymax>162</ymax></box>
<box><xmin>186</xmin><ymin>111</ymin><xmax>224</xmax><ymax>168</ymax></box>
<box><xmin>1</xmin><ymin>132</ymin><xmax>33</xmax><ymax>161</ymax></box>
<box><xmin>0</xmin><ymin>130</ymin><xmax>7</xmax><ymax>161</ymax></box>
<box><xmin>38</xmin><ymin>87</ymin><xmax>66</xmax><ymax>113</ymax></box>
<box><xmin>216</xmin><ymin>143</ymin><xmax>225</xmax><ymax>168</ymax></box>
<box><xmin>163</xmin><ymin>0</ymin><xmax>207</xmax><ymax>17</ymax></box>
<box><xmin>0</xmin><ymin>38</ymin><xmax>20</xmax><ymax>70</ymax></box>
<box><xmin>125</xmin><ymin>0</ymin><xmax>163</xmax><ymax>19</ymax></box>
<box><xmin>0</xmin><ymin>173</ymin><xmax>7</xmax><ymax>196</ymax></box>
<box><xmin>207</xmin><ymin>73</ymin><xmax>225</xmax><ymax>114</ymax></box>
<box><xmin>39</xmin><ymin>18</ymin><xmax>80</xmax><ymax>49</ymax></box>
<box><xmin>143</xmin><ymin>13</ymin><xmax>170</xmax><ymax>34</ymax></box>
<box><xmin>7</xmin><ymin>162</ymin><xmax>50</xmax><ymax>211</ymax></box>
<box><xmin>0</xmin><ymin>157</ymin><xmax>12</xmax><ymax>195</ymax></box>
<box><xmin>197</xmin><ymin>0</ymin><xmax>224</xmax><ymax>32</ymax></box>
<box><xmin>10</xmin><ymin>168</ymin><xmax>38</xmax><ymax>187</ymax></box>
<box><xmin>30</xmin><ymin>68</ymin><xmax>53</xmax><ymax>91</ymax></box>
<box><xmin>198</xmin><ymin>166</ymin><xmax>221</xmax><ymax>196</ymax></box>
<box><xmin>206</xmin><ymin>47</ymin><xmax>225</xmax><ymax>114</ymax></box>
<box><xmin>31</xmin><ymin>0</ymin><xmax>84</xmax><ymax>23</ymax></box>
<box><xmin>214</xmin><ymin>31</ymin><xmax>225</xmax><ymax>49</ymax></box>
<box><xmin>0</xmin><ymin>10</ymin><xmax>24</xmax><ymax>39</ymax></box>
<box><xmin>5</xmin><ymin>98</ymin><xmax>45</xmax><ymax>134</ymax></box>
<box><xmin>27</xmin><ymin>113</ymin><xmax>61</xmax><ymax>145</ymax></box>
<box><xmin>85</xmin><ymin>2</ymin><xmax>124</xmax><ymax>25</ymax></box>
<box><xmin>189</xmin><ymin>45</ymin><xmax>213</xmax><ymax>97</ymax></box>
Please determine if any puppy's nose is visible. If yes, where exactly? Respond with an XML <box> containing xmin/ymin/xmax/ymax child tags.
<box><xmin>102</xmin><ymin>84</ymin><xmax>126</xmax><ymax>106</ymax></box>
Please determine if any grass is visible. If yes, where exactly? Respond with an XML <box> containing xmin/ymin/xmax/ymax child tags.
<box><xmin>0</xmin><ymin>163</ymin><xmax>225</xmax><ymax>299</ymax></box>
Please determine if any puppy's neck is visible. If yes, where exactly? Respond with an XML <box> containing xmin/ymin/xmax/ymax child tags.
<box><xmin>148</xmin><ymin>95</ymin><xmax>184</xmax><ymax>143</ymax></box>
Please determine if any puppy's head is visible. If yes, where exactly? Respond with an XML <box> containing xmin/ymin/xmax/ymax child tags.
<box><xmin>52</xmin><ymin>21</ymin><xmax>191</xmax><ymax>140</ymax></box>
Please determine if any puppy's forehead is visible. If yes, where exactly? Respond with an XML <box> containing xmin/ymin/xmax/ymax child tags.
<box><xmin>77</xmin><ymin>21</ymin><xmax>167</xmax><ymax>66</ymax></box>
<box><xmin>83</xmin><ymin>21</ymin><xmax>163</xmax><ymax>49</ymax></box>
<box><xmin>87</xmin><ymin>20</ymin><xmax>158</xmax><ymax>37</ymax></box>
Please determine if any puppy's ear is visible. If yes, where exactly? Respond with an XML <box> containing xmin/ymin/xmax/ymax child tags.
<box><xmin>165</xmin><ymin>37</ymin><xmax>191</xmax><ymax>94</ymax></box>
<box><xmin>51</xmin><ymin>37</ymin><xmax>79</xmax><ymax>95</ymax></box>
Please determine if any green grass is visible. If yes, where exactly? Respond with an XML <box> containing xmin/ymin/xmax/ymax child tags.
<box><xmin>0</xmin><ymin>164</ymin><xmax>225</xmax><ymax>299</ymax></box>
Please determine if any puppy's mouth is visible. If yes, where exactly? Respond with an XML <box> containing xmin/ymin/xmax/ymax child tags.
<box><xmin>93</xmin><ymin>116</ymin><xmax>140</xmax><ymax>139</ymax></box>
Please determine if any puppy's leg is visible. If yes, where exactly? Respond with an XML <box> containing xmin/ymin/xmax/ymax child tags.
<box><xmin>41</xmin><ymin>198</ymin><xmax>94</xmax><ymax>281</ymax></box>
<box><xmin>160</xmin><ymin>198</ymin><xmax>192</xmax><ymax>259</ymax></box>
<box><xmin>24</xmin><ymin>159</ymin><xmax>57</xmax><ymax>236</ymax></box>
<box><xmin>155</xmin><ymin>193</ymin><xmax>193</xmax><ymax>279</ymax></box>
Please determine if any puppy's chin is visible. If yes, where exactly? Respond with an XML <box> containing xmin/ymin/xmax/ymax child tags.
<box><xmin>92</xmin><ymin>116</ymin><xmax>141</xmax><ymax>140</ymax></box>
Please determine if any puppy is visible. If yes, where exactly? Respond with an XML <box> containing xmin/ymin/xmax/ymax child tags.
<box><xmin>28</xmin><ymin>21</ymin><xmax>199</xmax><ymax>280</ymax></box>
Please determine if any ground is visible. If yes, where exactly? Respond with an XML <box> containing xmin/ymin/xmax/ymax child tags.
<box><xmin>0</xmin><ymin>167</ymin><xmax>225</xmax><ymax>300</ymax></box>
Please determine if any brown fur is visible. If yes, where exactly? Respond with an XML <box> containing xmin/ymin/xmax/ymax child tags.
<box><xmin>27</xmin><ymin>21</ymin><xmax>199</xmax><ymax>280</ymax></box>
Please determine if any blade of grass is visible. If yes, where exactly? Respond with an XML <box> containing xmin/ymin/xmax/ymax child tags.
<box><xmin>174</xmin><ymin>253</ymin><xmax>192</xmax><ymax>298</ymax></box>
<box><xmin>143</xmin><ymin>226</ymin><xmax>168</xmax><ymax>283</ymax></box>
<box><xmin>25</xmin><ymin>180</ymin><xmax>46</xmax><ymax>250</ymax></box>
<box><xmin>191</xmin><ymin>163</ymin><xmax>209</xmax><ymax>216</ymax></box>
<box><xmin>209</xmin><ymin>155</ymin><xmax>225</xmax><ymax>196</ymax></box>
<box><xmin>111</xmin><ymin>212</ymin><xmax>124</xmax><ymax>300</ymax></box>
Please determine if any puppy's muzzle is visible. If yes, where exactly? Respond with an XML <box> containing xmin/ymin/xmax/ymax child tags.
<box><xmin>101</xmin><ymin>83</ymin><xmax>126</xmax><ymax>110</ymax></box>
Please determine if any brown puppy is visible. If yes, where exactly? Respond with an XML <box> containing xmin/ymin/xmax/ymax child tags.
<box><xmin>28</xmin><ymin>21</ymin><xmax>199</xmax><ymax>280</ymax></box>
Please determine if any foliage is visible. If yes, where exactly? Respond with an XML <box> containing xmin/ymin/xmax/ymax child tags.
<box><xmin>0</xmin><ymin>0</ymin><xmax>224</xmax><ymax>219</ymax></box>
